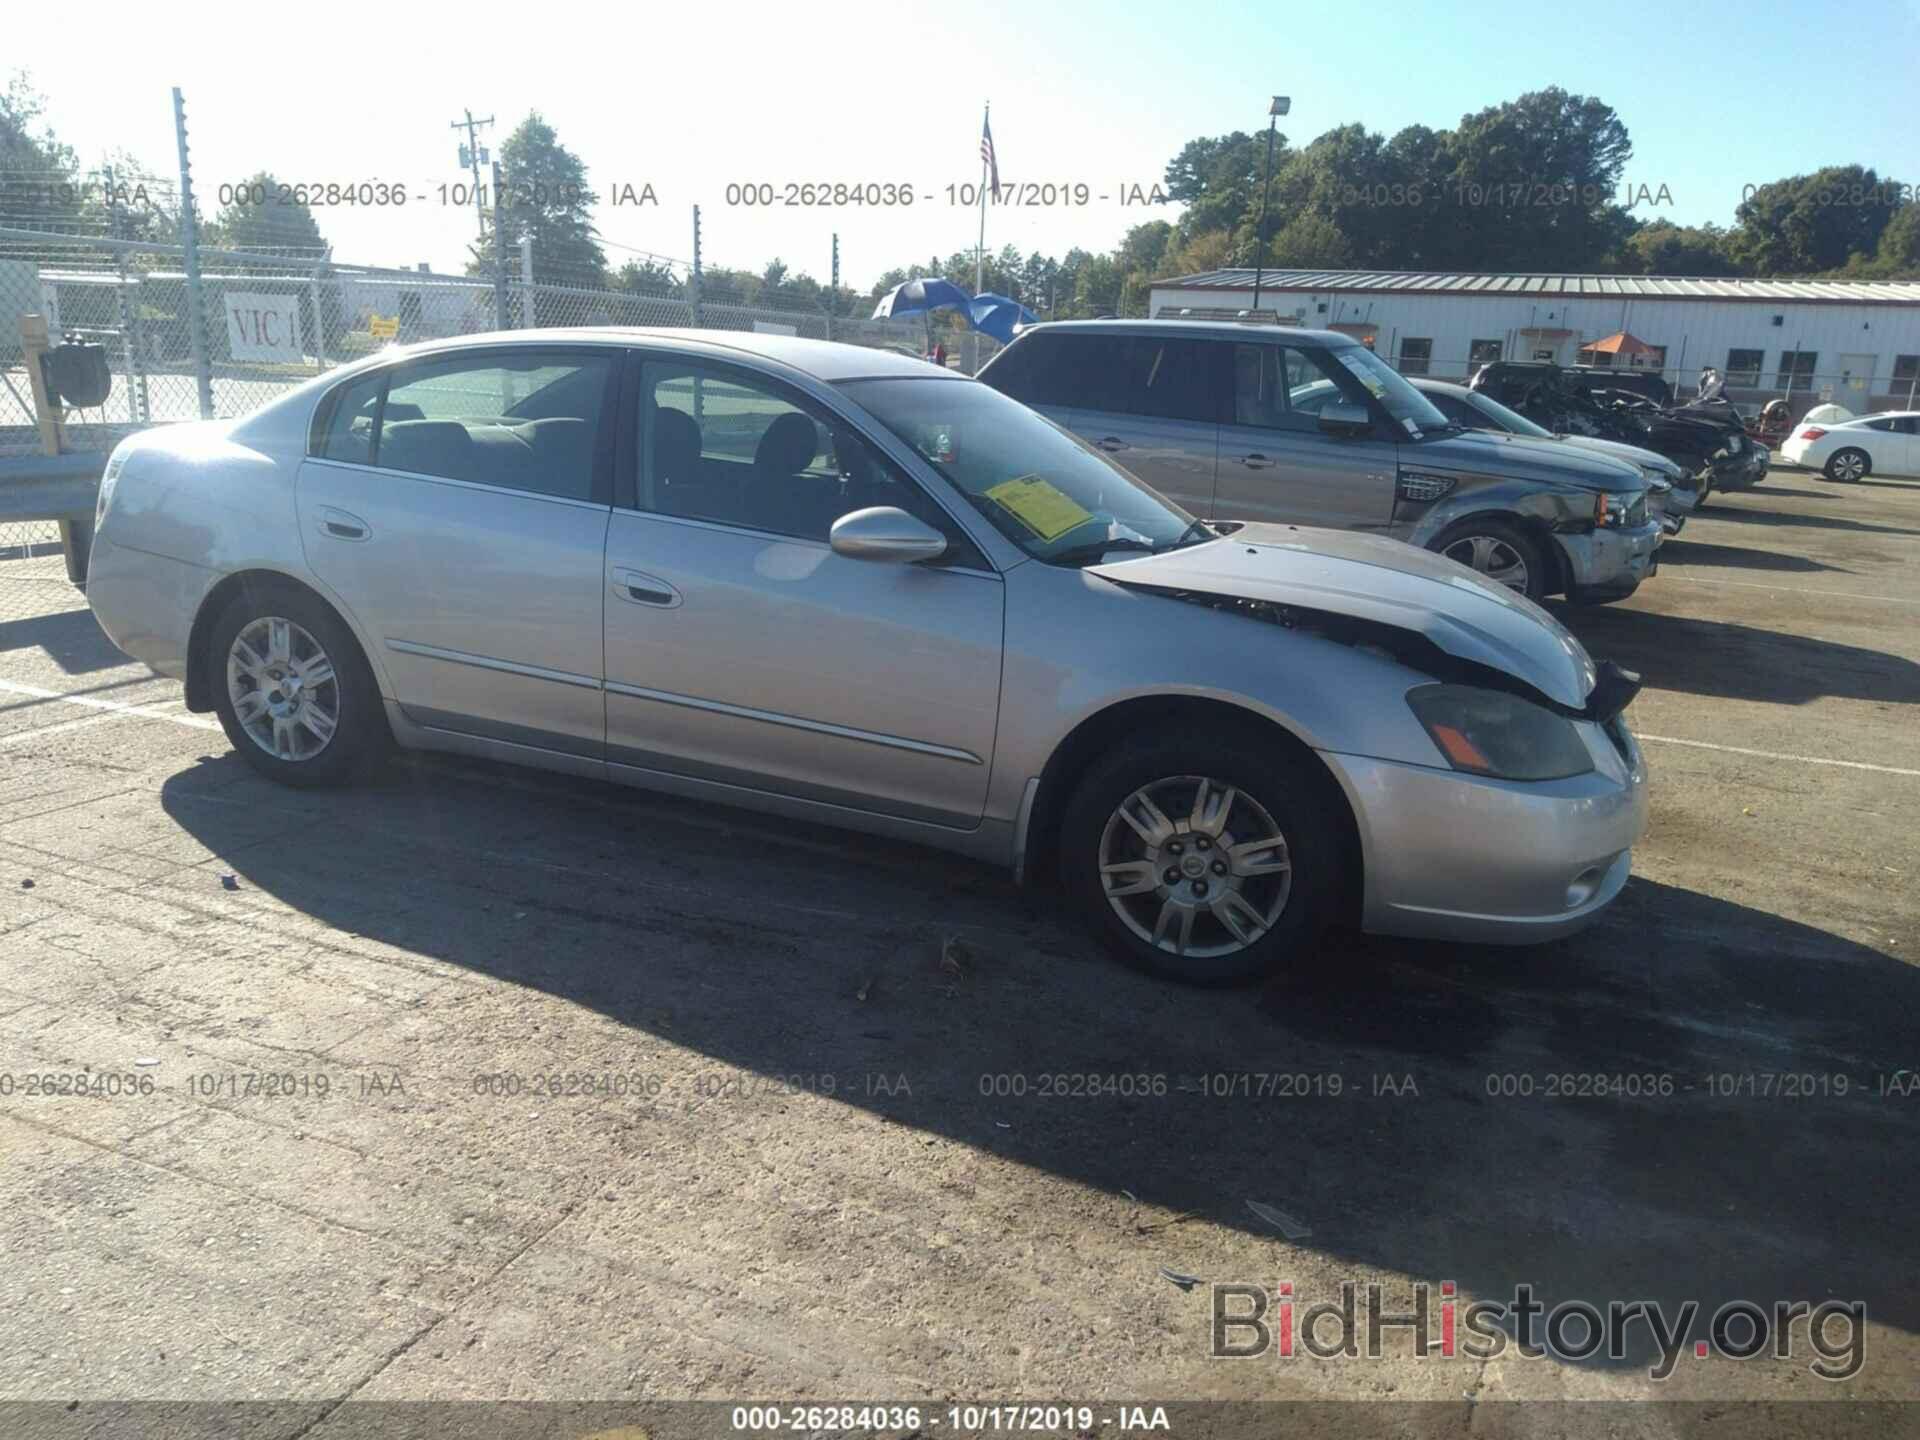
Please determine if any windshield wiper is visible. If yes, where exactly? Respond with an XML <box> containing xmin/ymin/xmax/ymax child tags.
<box><xmin>1158</xmin><ymin>518</ymin><xmax>1216</xmax><ymax>552</ymax></box>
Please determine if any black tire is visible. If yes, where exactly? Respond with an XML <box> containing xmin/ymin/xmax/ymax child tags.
<box><xmin>1823</xmin><ymin>448</ymin><xmax>1870</xmax><ymax>483</ymax></box>
<box><xmin>1431</xmin><ymin>517</ymin><xmax>1551</xmax><ymax>601</ymax></box>
<box><xmin>1060</xmin><ymin>735</ymin><xmax>1342</xmax><ymax>985</ymax></box>
<box><xmin>206</xmin><ymin>580</ymin><xmax>389</xmax><ymax>787</ymax></box>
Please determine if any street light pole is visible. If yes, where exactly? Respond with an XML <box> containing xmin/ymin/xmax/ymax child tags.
<box><xmin>1251</xmin><ymin>95</ymin><xmax>1289</xmax><ymax>315</ymax></box>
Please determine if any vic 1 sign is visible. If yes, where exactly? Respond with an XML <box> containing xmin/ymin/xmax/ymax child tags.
<box><xmin>224</xmin><ymin>292</ymin><xmax>305</xmax><ymax>362</ymax></box>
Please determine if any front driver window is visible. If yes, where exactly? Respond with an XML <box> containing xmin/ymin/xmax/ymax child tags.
<box><xmin>638</xmin><ymin>361</ymin><xmax>982</xmax><ymax>562</ymax></box>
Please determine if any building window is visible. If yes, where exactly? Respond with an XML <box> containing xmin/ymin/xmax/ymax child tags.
<box><xmin>1776</xmin><ymin>351</ymin><xmax>1817</xmax><ymax>388</ymax></box>
<box><xmin>1727</xmin><ymin>349</ymin><xmax>1764</xmax><ymax>386</ymax></box>
<box><xmin>1397</xmin><ymin>338</ymin><xmax>1432</xmax><ymax>376</ymax></box>
<box><xmin>1468</xmin><ymin>339</ymin><xmax>1503</xmax><ymax>367</ymax></box>
<box><xmin>1892</xmin><ymin>355</ymin><xmax>1920</xmax><ymax>399</ymax></box>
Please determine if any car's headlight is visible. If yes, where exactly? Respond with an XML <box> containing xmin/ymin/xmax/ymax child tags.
<box><xmin>1407</xmin><ymin>683</ymin><xmax>1595</xmax><ymax>781</ymax></box>
<box><xmin>95</xmin><ymin>445</ymin><xmax>131</xmax><ymax>527</ymax></box>
<box><xmin>1593</xmin><ymin>489</ymin><xmax>1646</xmax><ymax>528</ymax></box>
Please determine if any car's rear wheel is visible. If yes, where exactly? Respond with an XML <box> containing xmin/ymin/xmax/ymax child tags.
<box><xmin>1433</xmin><ymin>518</ymin><xmax>1549</xmax><ymax>600</ymax></box>
<box><xmin>1824</xmin><ymin>447</ymin><xmax>1870</xmax><ymax>483</ymax></box>
<box><xmin>208</xmin><ymin>583</ymin><xmax>387</xmax><ymax>787</ymax></box>
<box><xmin>1061</xmin><ymin>737</ymin><xmax>1339</xmax><ymax>985</ymax></box>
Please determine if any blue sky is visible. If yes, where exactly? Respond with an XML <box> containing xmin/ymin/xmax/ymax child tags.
<box><xmin>11</xmin><ymin>0</ymin><xmax>1918</xmax><ymax>286</ymax></box>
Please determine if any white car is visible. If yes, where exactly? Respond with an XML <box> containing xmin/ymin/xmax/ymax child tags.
<box><xmin>1780</xmin><ymin>411</ymin><xmax>1920</xmax><ymax>482</ymax></box>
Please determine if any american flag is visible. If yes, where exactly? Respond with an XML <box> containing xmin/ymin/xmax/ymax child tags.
<box><xmin>980</xmin><ymin>110</ymin><xmax>1000</xmax><ymax>201</ymax></box>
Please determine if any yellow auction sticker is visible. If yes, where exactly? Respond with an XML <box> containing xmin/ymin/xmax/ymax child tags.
<box><xmin>984</xmin><ymin>474</ymin><xmax>1093</xmax><ymax>541</ymax></box>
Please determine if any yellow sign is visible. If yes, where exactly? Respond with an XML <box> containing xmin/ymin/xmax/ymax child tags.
<box><xmin>985</xmin><ymin>474</ymin><xmax>1093</xmax><ymax>542</ymax></box>
<box><xmin>368</xmin><ymin>314</ymin><xmax>399</xmax><ymax>340</ymax></box>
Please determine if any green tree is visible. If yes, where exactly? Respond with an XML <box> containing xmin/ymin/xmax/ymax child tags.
<box><xmin>1729</xmin><ymin>166</ymin><xmax>1902</xmax><ymax>275</ymax></box>
<box><xmin>472</xmin><ymin>112</ymin><xmax>606</xmax><ymax>305</ymax></box>
<box><xmin>1621</xmin><ymin>221</ymin><xmax>1739</xmax><ymax>276</ymax></box>
<box><xmin>209</xmin><ymin>171</ymin><xmax>330</xmax><ymax>259</ymax></box>
<box><xmin>0</xmin><ymin>70</ymin><xmax>81</xmax><ymax>236</ymax></box>
<box><xmin>1862</xmin><ymin>202</ymin><xmax>1920</xmax><ymax>277</ymax></box>
<box><xmin>1441</xmin><ymin>87</ymin><xmax>1635</xmax><ymax>271</ymax></box>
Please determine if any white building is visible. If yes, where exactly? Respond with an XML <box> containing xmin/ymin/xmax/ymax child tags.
<box><xmin>1148</xmin><ymin>269</ymin><xmax>1920</xmax><ymax>415</ymax></box>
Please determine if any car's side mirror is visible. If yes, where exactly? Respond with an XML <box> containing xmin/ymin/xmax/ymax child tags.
<box><xmin>829</xmin><ymin>506</ymin><xmax>948</xmax><ymax>563</ymax></box>
<box><xmin>1318</xmin><ymin>403</ymin><xmax>1372</xmax><ymax>436</ymax></box>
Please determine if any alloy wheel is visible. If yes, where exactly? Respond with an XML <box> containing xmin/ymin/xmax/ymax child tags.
<box><xmin>1442</xmin><ymin>533</ymin><xmax>1530</xmax><ymax>592</ymax></box>
<box><xmin>226</xmin><ymin>616</ymin><xmax>341</xmax><ymax>762</ymax></box>
<box><xmin>1097</xmin><ymin>775</ymin><xmax>1292</xmax><ymax>959</ymax></box>
<box><xmin>1829</xmin><ymin>450</ymin><xmax>1866</xmax><ymax>482</ymax></box>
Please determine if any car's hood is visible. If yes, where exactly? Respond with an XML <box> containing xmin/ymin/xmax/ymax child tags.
<box><xmin>1408</xmin><ymin>428</ymin><xmax>1646</xmax><ymax>492</ymax></box>
<box><xmin>1089</xmin><ymin>524</ymin><xmax>1597</xmax><ymax>710</ymax></box>
<box><xmin>1558</xmin><ymin>434</ymin><xmax>1687</xmax><ymax>483</ymax></box>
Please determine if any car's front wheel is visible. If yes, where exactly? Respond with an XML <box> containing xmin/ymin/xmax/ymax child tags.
<box><xmin>1433</xmin><ymin>518</ymin><xmax>1549</xmax><ymax>600</ymax></box>
<box><xmin>1061</xmin><ymin>737</ymin><xmax>1340</xmax><ymax>984</ymax></box>
<box><xmin>1823</xmin><ymin>447</ymin><xmax>1870</xmax><ymax>483</ymax></box>
<box><xmin>208</xmin><ymin>583</ymin><xmax>387</xmax><ymax>786</ymax></box>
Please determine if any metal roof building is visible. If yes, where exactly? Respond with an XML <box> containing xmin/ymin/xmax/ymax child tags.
<box><xmin>1147</xmin><ymin>269</ymin><xmax>1920</xmax><ymax>411</ymax></box>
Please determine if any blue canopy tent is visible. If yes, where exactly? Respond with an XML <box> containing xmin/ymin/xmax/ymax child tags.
<box><xmin>966</xmin><ymin>293</ymin><xmax>1041</xmax><ymax>345</ymax></box>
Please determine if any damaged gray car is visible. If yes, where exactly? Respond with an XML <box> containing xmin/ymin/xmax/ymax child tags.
<box><xmin>87</xmin><ymin>330</ymin><xmax>1648</xmax><ymax>984</ymax></box>
<box><xmin>979</xmin><ymin>320</ymin><xmax>1662</xmax><ymax>604</ymax></box>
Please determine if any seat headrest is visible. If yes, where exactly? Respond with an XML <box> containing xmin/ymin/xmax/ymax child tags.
<box><xmin>379</xmin><ymin>419</ymin><xmax>475</xmax><ymax>472</ymax></box>
<box><xmin>653</xmin><ymin>406</ymin><xmax>702</xmax><ymax>482</ymax></box>
<box><xmin>754</xmin><ymin>411</ymin><xmax>818</xmax><ymax>475</ymax></box>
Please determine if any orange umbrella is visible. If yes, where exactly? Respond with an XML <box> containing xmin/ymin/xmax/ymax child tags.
<box><xmin>1583</xmin><ymin>330</ymin><xmax>1661</xmax><ymax>358</ymax></box>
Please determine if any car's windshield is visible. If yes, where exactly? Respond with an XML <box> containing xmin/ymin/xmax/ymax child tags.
<box><xmin>1328</xmin><ymin>344</ymin><xmax>1452</xmax><ymax>435</ymax></box>
<box><xmin>838</xmin><ymin>376</ymin><xmax>1201</xmax><ymax>563</ymax></box>
<box><xmin>1468</xmin><ymin>390</ymin><xmax>1555</xmax><ymax>439</ymax></box>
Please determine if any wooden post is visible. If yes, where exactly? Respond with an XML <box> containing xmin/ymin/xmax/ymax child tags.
<box><xmin>20</xmin><ymin>313</ymin><xmax>93</xmax><ymax>584</ymax></box>
<box><xmin>20</xmin><ymin>314</ymin><xmax>64</xmax><ymax>457</ymax></box>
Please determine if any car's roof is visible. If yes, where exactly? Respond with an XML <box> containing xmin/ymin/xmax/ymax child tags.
<box><xmin>1016</xmin><ymin>319</ymin><xmax>1360</xmax><ymax>347</ymax></box>
<box><xmin>365</xmin><ymin>327</ymin><xmax>967</xmax><ymax>383</ymax></box>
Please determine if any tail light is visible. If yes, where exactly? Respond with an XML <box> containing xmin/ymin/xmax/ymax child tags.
<box><xmin>1798</xmin><ymin>427</ymin><xmax>1827</xmax><ymax>441</ymax></box>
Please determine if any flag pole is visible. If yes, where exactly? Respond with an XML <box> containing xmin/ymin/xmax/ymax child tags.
<box><xmin>974</xmin><ymin>101</ymin><xmax>989</xmax><ymax>374</ymax></box>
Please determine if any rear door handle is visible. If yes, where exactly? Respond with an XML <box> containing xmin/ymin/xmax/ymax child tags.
<box><xmin>1239</xmin><ymin>453</ymin><xmax>1272</xmax><ymax>469</ymax></box>
<box><xmin>610</xmin><ymin>567</ymin><xmax>681</xmax><ymax>608</ymax></box>
<box><xmin>1096</xmin><ymin>436</ymin><xmax>1128</xmax><ymax>452</ymax></box>
<box><xmin>315</xmin><ymin>505</ymin><xmax>370</xmax><ymax>541</ymax></box>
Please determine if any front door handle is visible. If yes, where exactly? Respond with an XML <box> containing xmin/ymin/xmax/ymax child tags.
<box><xmin>315</xmin><ymin>506</ymin><xmax>370</xmax><ymax>541</ymax></box>
<box><xmin>610</xmin><ymin>567</ymin><xmax>682</xmax><ymax>608</ymax></box>
<box><xmin>1096</xmin><ymin>436</ymin><xmax>1128</xmax><ymax>452</ymax></box>
<box><xmin>1239</xmin><ymin>453</ymin><xmax>1272</xmax><ymax>469</ymax></box>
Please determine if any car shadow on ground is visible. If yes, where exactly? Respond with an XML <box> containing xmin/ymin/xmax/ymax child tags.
<box><xmin>1555</xmin><ymin>604</ymin><xmax>1920</xmax><ymax>707</ymax></box>
<box><xmin>1699</xmin><ymin>504</ymin><xmax>1920</xmax><ymax>538</ymax></box>
<box><xmin>1656</xmin><ymin>538</ymin><xmax>1847</xmax><ymax>574</ymax></box>
<box><xmin>158</xmin><ymin>754</ymin><xmax>1920</xmax><ymax>1371</ymax></box>
<box><xmin>0</xmin><ymin>600</ymin><xmax>127</xmax><ymax>676</ymax></box>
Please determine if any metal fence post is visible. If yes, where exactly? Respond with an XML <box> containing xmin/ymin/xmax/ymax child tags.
<box><xmin>519</xmin><ymin>236</ymin><xmax>534</xmax><ymax>328</ymax></box>
<box><xmin>491</xmin><ymin>163</ymin><xmax>509</xmax><ymax>332</ymax></box>
<box><xmin>106</xmin><ymin>166</ymin><xmax>147</xmax><ymax>424</ymax></box>
<box><xmin>690</xmin><ymin>206</ymin><xmax>703</xmax><ymax>329</ymax></box>
<box><xmin>172</xmin><ymin>88</ymin><xmax>215</xmax><ymax>419</ymax></box>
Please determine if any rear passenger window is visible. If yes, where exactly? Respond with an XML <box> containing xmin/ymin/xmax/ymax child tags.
<box><xmin>372</xmin><ymin>351</ymin><xmax>613</xmax><ymax>501</ymax></box>
<box><xmin>315</xmin><ymin>372</ymin><xmax>385</xmax><ymax>465</ymax></box>
<box><xmin>1114</xmin><ymin>337</ymin><xmax>1219</xmax><ymax>423</ymax></box>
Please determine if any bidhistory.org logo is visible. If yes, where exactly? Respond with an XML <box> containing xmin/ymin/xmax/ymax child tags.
<box><xmin>1210</xmin><ymin>1282</ymin><xmax>1865</xmax><ymax>1381</ymax></box>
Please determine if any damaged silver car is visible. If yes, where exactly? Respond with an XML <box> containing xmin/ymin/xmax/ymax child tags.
<box><xmin>87</xmin><ymin>330</ymin><xmax>1648</xmax><ymax>984</ymax></box>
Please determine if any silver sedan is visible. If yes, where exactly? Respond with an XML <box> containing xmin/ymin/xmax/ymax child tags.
<box><xmin>86</xmin><ymin>330</ymin><xmax>1648</xmax><ymax>983</ymax></box>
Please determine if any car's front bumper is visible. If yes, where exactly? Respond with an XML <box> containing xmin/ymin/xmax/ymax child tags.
<box><xmin>1324</xmin><ymin>722</ymin><xmax>1648</xmax><ymax>944</ymax></box>
<box><xmin>1556</xmin><ymin>518</ymin><xmax>1660</xmax><ymax>600</ymax></box>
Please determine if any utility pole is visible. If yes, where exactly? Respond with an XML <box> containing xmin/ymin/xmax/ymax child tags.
<box><xmin>450</xmin><ymin>109</ymin><xmax>495</xmax><ymax>246</ymax></box>
<box><xmin>1251</xmin><ymin>95</ymin><xmax>1290</xmax><ymax>314</ymax></box>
